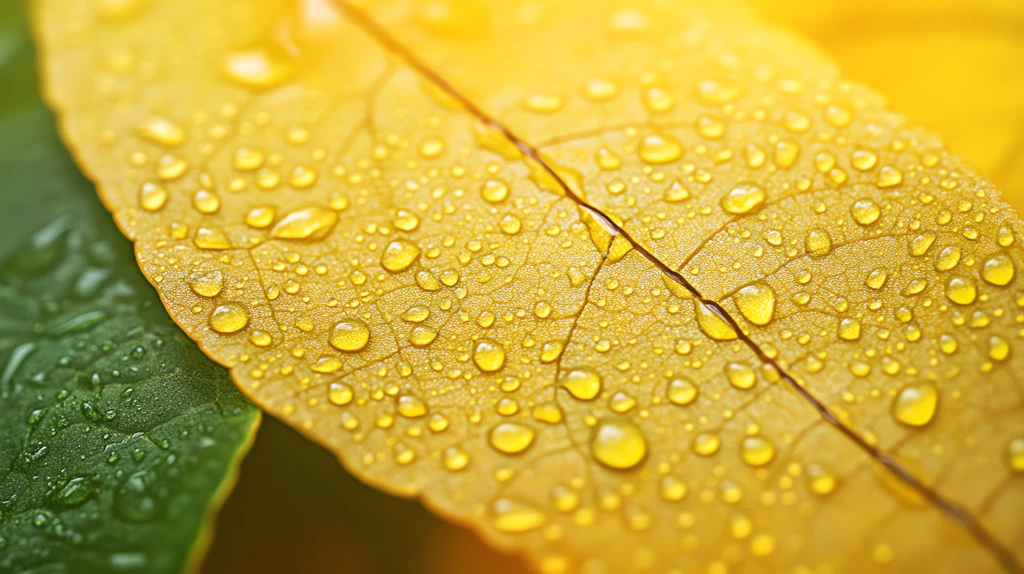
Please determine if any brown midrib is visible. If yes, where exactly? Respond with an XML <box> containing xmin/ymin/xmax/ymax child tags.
<box><xmin>330</xmin><ymin>2</ymin><xmax>1022</xmax><ymax>571</ymax></box>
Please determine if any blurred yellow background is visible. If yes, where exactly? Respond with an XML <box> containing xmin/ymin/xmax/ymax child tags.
<box><xmin>203</xmin><ymin>1</ymin><xmax>1024</xmax><ymax>572</ymax></box>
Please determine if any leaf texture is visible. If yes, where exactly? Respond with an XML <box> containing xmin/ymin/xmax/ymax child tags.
<box><xmin>37</xmin><ymin>0</ymin><xmax>1024</xmax><ymax>572</ymax></box>
<box><xmin>747</xmin><ymin>0</ymin><xmax>1024</xmax><ymax>206</ymax></box>
<box><xmin>0</xmin><ymin>4</ymin><xmax>260</xmax><ymax>571</ymax></box>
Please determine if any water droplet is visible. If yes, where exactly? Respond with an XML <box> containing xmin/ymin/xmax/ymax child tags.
<box><xmin>269</xmin><ymin>207</ymin><xmax>337</xmax><ymax>240</ymax></box>
<box><xmin>807</xmin><ymin>463</ymin><xmax>837</xmax><ymax>495</ymax></box>
<box><xmin>695</xmin><ymin>301</ymin><xmax>738</xmax><ymax>341</ymax></box>
<box><xmin>192</xmin><ymin>189</ymin><xmax>220</xmax><ymax>214</ymax></box>
<box><xmin>523</xmin><ymin>93</ymin><xmax>564</xmax><ymax>113</ymax></box>
<box><xmin>740</xmin><ymin>436</ymin><xmax>776</xmax><ymax>467</ymax></box>
<box><xmin>209</xmin><ymin>303</ymin><xmax>249</xmax><ymax>334</ymax></box>
<box><xmin>692</xmin><ymin>432</ymin><xmax>720</xmax><ymax>456</ymax></box>
<box><xmin>492</xmin><ymin>498</ymin><xmax>546</xmax><ymax>532</ymax></box>
<box><xmin>397</xmin><ymin>395</ymin><xmax>427</xmax><ymax>418</ymax></box>
<box><xmin>910</xmin><ymin>233</ymin><xmax>936</xmax><ymax>256</ymax></box>
<box><xmin>443</xmin><ymin>446</ymin><xmax>470</xmax><ymax>471</ymax></box>
<box><xmin>194</xmin><ymin>226</ymin><xmax>231</xmax><ymax>250</ymax></box>
<box><xmin>137</xmin><ymin>117</ymin><xmax>184</xmax><ymax>147</ymax></box>
<box><xmin>892</xmin><ymin>383</ymin><xmax>938</xmax><ymax>427</ymax></box>
<box><xmin>850</xmin><ymin>199</ymin><xmax>880</xmax><ymax>225</ymax></box>
<box><xmin>659</xmin><ymin>475</ymin><xmax>687</xmax><ymax>501</ymax></box>
<box><xmin>408</xmin><ymin>326</ymin><xmax>438</xmax><ymax>347</ymax></box>
<box><xmin>805</xmin><ymin>228</ymin><xmax>832</xmax><ymax>256</ymax></box>
<box><xmin>865</xmin><ymin>268</ymin><xmax>888</xmax><ymax>289</ymax></box>
<box><xmin>489</xmin><ymin>422</ymin><xmax>534</xmax><ymax>454</ymax></box>
<box><xmin>233</xmin><ymin>147</ymin><xmax>266</xmax><ymax>171</ymax></box>
<box><xmin>945</xmin><ymin>277</ymin><xmax>976</xmax><ymax>305</ymax></box>
<box><xmin>418</xmin><ymin>137</ymin><xmax>446</xmax><ymax>158</ymax></box>
<box><xmin>982</xmin><ymin>253</ymin><xmax>1015</xmax><ymax>286</ymax></box>
<box><xmin>138</xmin><ymin>183</ymin><xmax>168</xmax><ymax>212</ymax></box>
<box><xmin>474</xmin><ymin>338</ymin><xmax>506</xmax><ymax>372</ymax></box>
<box><xmin>643</xmin><ymin>87</ymin><xmax>674</xmax><ymax>113</ymax></box>
<box><xmin>876</xmin><ymin>166</ymin><xmax>903</xmax><ymax>188</ymax></box>
<box><xmin>639</xmin><ymin>134</ymin><xmax>683</xmax><ymax>164</ymax></box>
<box><xmin>380</xmin><ymin>240</ymin><xmax>421</xmax><ymax>272</ymax></box>
<box><xmin>329</xmin><ymin>319</ymin><xmax>370</xmax><ymax>351</ymax></box>
<box><xmin>328</xmin><ymin>382</ymin><xmax>353</xmax><ymax>405</ymax></box>
<box><xmin>392</xmin><ymin>209</ymin><xmax>420</xmax><ymax>231</ymax></box>
<box><xmin>560</xmin><ymin>367</ymin><xmax>601</xmax><ymax>401</ymax></box>
<box><xmin>935</xmin><ymin>247</ymin><xmax>961</xmax><ymax>271</ymax></box>
<box><xmin>595</xmin><ymin>147</ymin><xmax>621</xmax><ymax>170</ymax></box>
<box><xmin>695</xmin><ymin>79</ymin><xmax>742</xmax><ymax>104</ymax></box>
<box><xmin>720</xmin><ymin>183</ymin><xmax>765</xmax><ymax>214</ymax></box>
<box><xmin>1008</xmin><ymin>438</ymin><xmax>1024</xmax><ymax>472</ymax></box>
<box><xmin>224</xmin><ymin>47</ymin><xmax>293</xmax><ymax>90</ymax></box>
<box><xmin>989</xmin><ymin>336</ymin><xmax>1010</xmax><ymax>361</ymax></box>
<box><xmin>581</xmin><ymin>78</ymin><xmax>618</xmax><ymax>101</ymax></box>
<box><xmin>664</xmin><ymin>181</ymin><xmax>690</xmax><ymax>202</ymax></box>
<box><xmin>245</xmin><ymin>206</ymin><xmax>276</xmax><ymax>229</ymax></box>
<box><xmin>539</xmin><ymin>340</ymin><xmax>565</xmax><ymax>363</ymax></box>
<box><xmin>187</xmin><ymin>270</ymin><xmax>223</xmax><ymax>297</ymax></box>
<box><xmin>667</xmin><ymin>378</ymin><xmax>698</xmax><ymax>405</ymax></box>
<box><xmin>733</xmin><ymin>283</ymin><xmax>775</xmax><ymax>325</ymax></box>
<box><xmin>838</xmin><ymin>318</ymin><xmax>861</xmax><ymax>341</ymax></box>
<box><xmin>591</xmin><ymin>418</ymin><xmax>647</xmax><ymax>470</ymax></box>
<box><xmin>481</xmin><ymin>179</ymin><xmax>509</xmax><ymax>203</ymax></box>
<box><xmin>725</xmin><ymin>362</ymin><xmax>755</xmax><ymax>389</ymax></box>
<box><xmin>850</xmin><ymin>150</ymin><xmax>877</xmax><ymax>171</ymax></box>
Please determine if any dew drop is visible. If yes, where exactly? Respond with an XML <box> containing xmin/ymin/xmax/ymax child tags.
<box><xmin>659</xmin><ymin>475</ymin><xmax>687</xmax><ymax>501</ymax></box>
<box><xmin>481</xmin><ymin>179</ymin><xmax>510</xmax><ymax>203</ymax></box>
<box><xmin>945</xmin><ymin>277</ymin><xmax>976</xmax><ymax>305</ymax></box>
<box><xmin>209</xmin><ymin>303</ymin><xmax>249</xmax><ymax>334</ymax></box>
<box><xmin>591</xmin><ymin>418</ymin><xmax>647</xmax><ymax>470</ymax></box>
<box><xmin>720</xmin><ymin>183</ymin><xmax>765</xmax><ymax>215</ymax></box>
<box><xmin>838</xmin><ymin>318</ymin><xmax>861</xmax><ymax>341</ymax></box>
<box><xmin>876</xmin><ymin>166</ymin><xmax>903</xmax><ymax>188</ymax></box>
<box><xmin>187</xmin><ymin>270</ymin><xmax>223</xmax><ymax>298</ymax></box>
<box><xmin>408</xmin><ymin>326</ymin><xmax>438</xmax><ymax>347</ymax></box>
<box><xmin>1009</xmin><ymin>438</ymin><xmax>1024</xmax><ymax>472</ymax></box>
<box><xmin>443</xmin><ymin>446</ymin><xmax>470</xmax><ymax>471</ymax></box>
<box><xmin>328</xmin><ymin>382</ymin><xmax>353</xmax><ymax>406</ymax></box>
<box><xmin>192</xmin><ymin>189</ymin><xmax>220</xmax><ymax>214</ymax></box>
<box><xmin>138</xmin><ymin>183</ymin><xmax>168</xmax><ymax>212</ymax></box>
<box><xmin>233</xmin><ymin>147</ymin><xmax>266</xmax><ymax>171</ymax></box>
<box><xmin>194</xmin><ymin>226</ymin><xmax>231</xmax><ymax>250</ymax></box>
<box><xmin>269</xmin><ymin>207</ymin><xmax>337</xmax><ymax>240</ymax></box>
<box><xmin>489</xmin><ymin>422</ymin><xmax>534</xmax><ymax>454</ymax></box>
<box><xmin>695</xmin><ymin>301</ymin><xmax>738</xmax><ymax>341</ymax></box>
<box><xmin>492</xmin><ymin>498</ymin><xmax>546</xmax><ymax>533</ymax></box>
<box><xmin>137</xmin><ymin>117</ymin><xmax>185</xmax><ymax>147</ymax></box>
<box><xmin>643</xmin><ymin>87</ymin><xmax>675</xmax><ymax>113</ymax></box>
<box><xmin>582</xmin><ymin>78</ymin><xmax>619</xmax><ymax>101</ymax></box>
<box><xmin>667</xmin><ymin>378</ymin><xmax>698</xmax><ymax>405</ymax></box>
<box><xmin>740</xmin><ymin>436</ymin><xmax>776</xmax><ymax>467</ymax></box>
<box><xmin>725</xmin><ymin>362</ymin><xmax>755</xmax><ymax>390</ymax></box>
<box><xmin>639</xmin><ymin>134</ymin><xmax>683</xmax><ymax>164</ymax></box>
<box><xmin>982</xmin><ymin>253</ymin><xmax>1015</xmax><ymax>286</ymax></box>
<box><xmin>245</xmin><ymin>206</ymin><xmax>276</xmax><ymax>229</ymax></box>
<box><xmin>380</xmin><ymin>240</ymin><xmax>421</xmax><ymax>272</ymax></box>
<box><xmin>692</xmin><ymin>432</ymin><xmax>720</xmax><ymax>456</ymax></box>
<box><xmin>850</xmin><ymin>199</ymin><xmax>880</xmax><ymax>225</ymax></box>
<box><xmin>397</xmin><ymin>395</ymin><xmax>427</xmax><ymax>418</ymax></box>
<box><xmin>560</xmin><ymin>367</ymin><xmax>602</xmax><ymax>401</ymax></box>
<box><xmin>807</xmin><ymin>463</ymin><xmax>837</xmax><ymax>495</ymax></box>
<box><xmin>474</xmin><ymin>338</ymin><xmax>506</xmax><ymax>372</ymax></box>
<box><xmin>392</xmin><ymin>209</ymin><xmax>420</xmax><ymax>231</ymax></box>
<box><xmin>329</xmin><ymin>319</ymin><xmax>370</xmax><ymax>352</ymax></box>
<box><xmin>850</xmin><ymin>150</ymin><xmax>877</xmax><ymax>171</ymax></box>
<box><xmin>935</xmin><ymin>247</ymin><xmax>961</xmax><ymax>271</ymax></box>
<box><xmin>664</xmin><ymin>181</ymin><xmax>690</xmax><ymax>202</ymax></box>
<box><xmin>733</xmin><ymin>283</ymin><xmax>775</xmax><ymax>325</ymax></box>
<box><xmin>805</xmin><ymin>228</ymin><xmax>832</xmax><ymax>256</ymax></box>
<box><xmin>892</xmin><ymin>383</ymin><xmax>938</xmax><ymax>427</ymax></box>
<box><xmin>223</xmin><ymin>47</ymin><xmax>293</xmax><ymax>90</ymax></box>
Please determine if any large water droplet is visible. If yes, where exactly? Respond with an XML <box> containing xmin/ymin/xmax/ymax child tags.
<box><xmin>721</xmin><ymin>183</ymin><xmax>765</xmax><ymax>215</ymax></box>
<box><xmin>591</xmin><ymin>418</ymin><xmax>647</xmax><ymax>470</ymax></box>
<box><xmin>560</xmin><ymin>367</ymin><xmax>602</xmax><ymax>400</ymax></box>
<box><xmin>489</xmin><ymin>422</ymin><xmax>535</xmax><ymax>454</ymax></box>
<box><xmin>209</xmin><ymin>303</ymin><xmax>248</xmax><ymax>334</ymax></box>
<box><xmin>892</xmin><ymin>383</ymin><xmax>938</xmax><ymax>427</ymax></box>
<box><xmin>329</xmin><ymin>319</ymin><xmax>370</xmax><ymax>351</ymax></box>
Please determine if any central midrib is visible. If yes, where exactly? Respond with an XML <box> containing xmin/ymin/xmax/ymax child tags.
<box><xmin>330</xmin><ymin>2</ymin><xmax>1021</xmax><ymax>571</ymax></box>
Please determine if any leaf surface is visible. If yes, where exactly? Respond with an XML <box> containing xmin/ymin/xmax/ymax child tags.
<box><xmin>0</xmin><ymin>4</ymin><xmax>260</xmax><ymax>572</ymax></box>
<box><xmin>36</xmin><ymin>0</ymin><xmax>1024</xmax><ymax>572</ymax></box>
<box><xmin>747</xmin><ymin>0</ymin><xmax>1024</xmax><ymax>205</ymax></box>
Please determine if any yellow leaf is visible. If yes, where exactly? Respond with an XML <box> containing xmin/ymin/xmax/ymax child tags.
<box><xmin>37</xmin><ymin>0</ymin><xmax>1024</xmax><ymax>572</ymax></box>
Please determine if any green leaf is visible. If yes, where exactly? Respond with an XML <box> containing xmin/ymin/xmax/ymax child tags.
<box><xmin>0</xmin><ymin>4</ymin><xmax>260</xmax><ymax>573</ymax></box>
